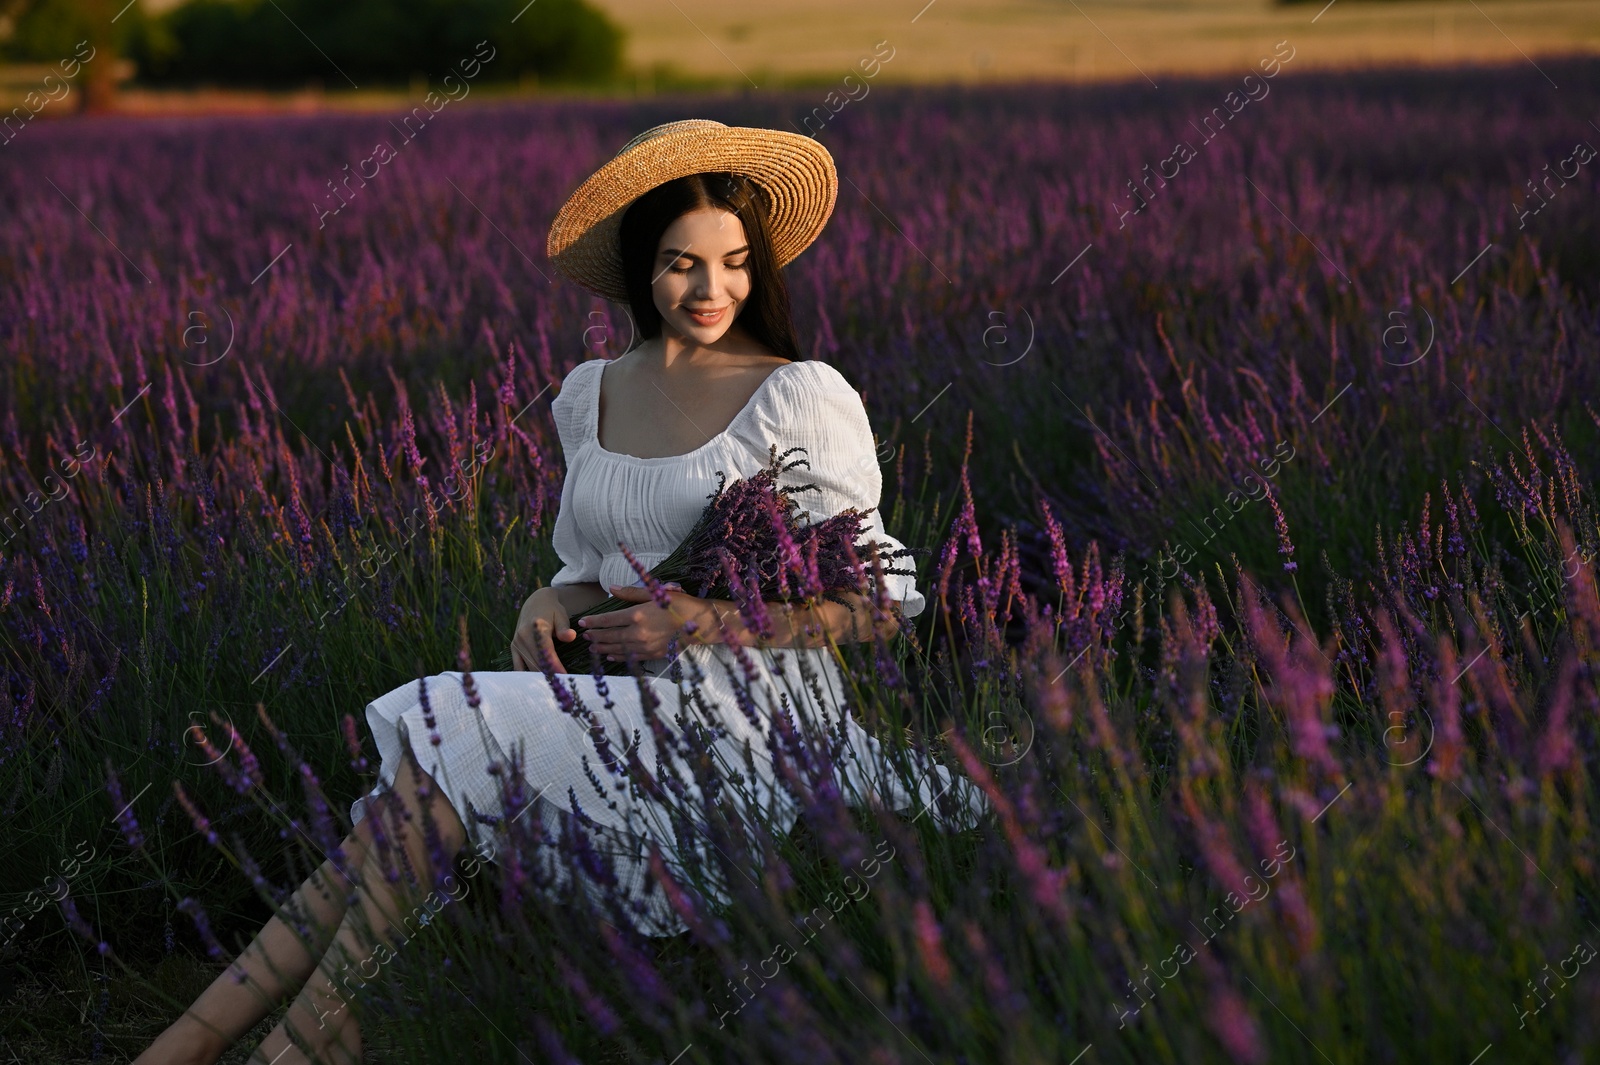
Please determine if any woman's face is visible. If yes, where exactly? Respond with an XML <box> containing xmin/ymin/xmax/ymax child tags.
<box><xmin>650</xmin><ymin>206</ymin><xmax>753</xmax><ymax>344</ymax></box>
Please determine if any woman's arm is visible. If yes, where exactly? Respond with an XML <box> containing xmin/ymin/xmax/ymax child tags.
<box><xmin>582</xmin><ymin>584</ymin><xmax>905</xmax><ymax>662</ymax></box>
<box><xmin>512</xmin><ymin>582</ymin><xmax>613</xmax><ymax>670</ymax></box>
<box><xmin>548</xmin><ymin>581</ymin><xmax>610</xmax><ymax>616</ymax></box>
<box><xmin>693</xmin><ymin>589</ymin><xmax>901</xmax><ymax>649</ymax></box>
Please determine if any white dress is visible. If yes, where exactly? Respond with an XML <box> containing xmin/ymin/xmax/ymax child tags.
<box><xmin>350</xmin><ymin>357</ymin><xmax>988</xmax><ymax>936</ymax></box>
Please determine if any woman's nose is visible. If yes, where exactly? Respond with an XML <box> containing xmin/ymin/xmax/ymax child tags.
<box><xmin>694</xmin><ymin>265</ymin><xmax>726</xmax><ymax>299</ymax></box>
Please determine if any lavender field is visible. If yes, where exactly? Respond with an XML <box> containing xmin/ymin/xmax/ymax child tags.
<box><xmin>3</xmin><ymin>54</ymin><xmax>1600</xmax><ymax>1063</ymax></box>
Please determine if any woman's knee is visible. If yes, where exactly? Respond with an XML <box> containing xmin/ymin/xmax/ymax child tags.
<box><xmin>316</xmin><ymin>814</ymin><xmax>381</xmax><ymax>894</ymax></box>
<box><xmin>388</xmin><ymin>758</ymin><xmax>470</xmax><ymax>861</ymax></box>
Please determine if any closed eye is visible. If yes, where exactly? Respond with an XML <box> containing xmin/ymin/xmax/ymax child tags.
<box><xmin>668</xmin><ymin>258</ymin><xmax>748</xmax><ymax>273</ymax></box>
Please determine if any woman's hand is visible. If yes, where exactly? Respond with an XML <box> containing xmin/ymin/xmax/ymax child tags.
<box><xmin>510</xmin><ymin>588</ymin><xmax>578</xmax><ymax>671</ymax></box>
<box><xmin>578</xmin><ymin>583</ymin><xmax>713</xmax><ymax>662</ymax></box>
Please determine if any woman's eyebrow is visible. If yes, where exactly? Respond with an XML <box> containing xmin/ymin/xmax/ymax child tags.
<box><xmin>660</xmin><ymin>244</ymin><xmax>751</xmax><ymax>259</ymax></box>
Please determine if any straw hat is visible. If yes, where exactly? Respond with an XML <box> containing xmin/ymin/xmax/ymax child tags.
<box><xmin>546</xmin><ymin>119</ymin><xmax>838</xmax><ymax>303</ymax></box>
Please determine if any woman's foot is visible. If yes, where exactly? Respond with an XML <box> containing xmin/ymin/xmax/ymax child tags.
<box><xmin>132</xmin><ymin>1014</ymin><xmax>230</xmax><ymax>1065</ymax></box>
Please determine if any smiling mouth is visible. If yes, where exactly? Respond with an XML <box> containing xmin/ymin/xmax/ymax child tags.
<box><xmin>684</xmin><ymin>305</ymin><xmax>728</xmax><ymax>325</ymax></box>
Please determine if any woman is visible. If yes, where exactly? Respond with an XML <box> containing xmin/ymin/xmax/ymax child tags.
<box><xmin>135</xmin><ymin>119</ymin><xmax>984</xmax><ymax>1065</ymax></box>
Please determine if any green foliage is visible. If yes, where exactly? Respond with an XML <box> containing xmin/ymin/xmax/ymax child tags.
<box><xmin>0</xmin><ymin>0</ymin><xmax>159</xmax><ymax>62</ymax></box>
<box><xmin>128</xmin><ymin>0</ymin><xmax>624</xmax><ymax>87</ymax></box>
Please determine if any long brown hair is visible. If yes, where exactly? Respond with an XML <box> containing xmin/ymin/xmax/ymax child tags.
<box><xmin>616</xmin><ymin>172</ymin><xmax>803</xmax><ymax>362</ymax></box>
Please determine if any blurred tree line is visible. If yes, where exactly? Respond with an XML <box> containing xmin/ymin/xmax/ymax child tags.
<box><xmin>1</xmin><ymin>0</ymin><xmax>623</xmax><ymax>104</ymax></box>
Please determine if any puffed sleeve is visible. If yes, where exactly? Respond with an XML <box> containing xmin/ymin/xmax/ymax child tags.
<box><xmin>545</xmin><ymin>361</ymin><xmax>603</xmax><ymax>588</ymax></box>
<box><xmin>731</xmin><ymin>361</ymin><xmax>927</xmax><ymax>618</ymax></box>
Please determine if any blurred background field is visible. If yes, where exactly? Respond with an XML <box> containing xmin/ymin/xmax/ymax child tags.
<box><xmin>581</xmin><ymin>0</ymin><xmax>1600</xmax><ymax>88</ymax></box>
<box><xmin>0</xmin><ymin>0</ymin><xmax>1596</xmax><ymax>113</ymax></box>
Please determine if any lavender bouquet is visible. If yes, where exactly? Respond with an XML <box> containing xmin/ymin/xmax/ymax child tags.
<box><xmin>551</xmin><ymin>444</ymin><xmax>917</xmax><ymax>676</ymax></box>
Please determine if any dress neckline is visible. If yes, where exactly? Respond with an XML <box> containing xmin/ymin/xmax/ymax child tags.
<box><xmin>588</xmin><ymin>358</ymin><xmax>798</xmax><ymax>465</ymax></box>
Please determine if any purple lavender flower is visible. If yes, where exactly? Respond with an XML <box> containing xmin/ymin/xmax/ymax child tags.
<box><xmin>173</xmin><ymin>782</ymin><xmax>219</xmax><ymax>847</ymax></box>
<box><xmin>57</xmin><ymin>889</ymin><xmax>110</xmax><ymax>955</ymax></box>
<box><xmin>299</xmin><ymin>761</ymin><xmax>342</xmax><ymax>860</ymax></box>
<box><xmin>618</xmin><ymin>539</ymin><xmax>673</xmax><ymax>609</ymax></box>
<box><xmin>410</xmin><ymin>766</ymin><xmax>454</xmax><ymax>886</ymax></box>
<box><xmin>417</xmin><ymin>674</ymin><xmax>441</xmax><ymax>747</ymax></box>
<box><xmin>342</xmin><ymin>713</ymin><xmax>371</xmax><ymax>774</ymax></box>
<box><xmin>104</xmin><ymin>759</ymin><xmax>144</xmax><ymax>851</ymax></box>
<box><xmin>720</xmin><ymin>547</ymin><xmax>773</xmax><ymax>644</ymax></box>
<box><xmin>177</xmin><ymin>897</ymin><xmax>227</xmax><ymax>960</ymax></box>
<box><xmin>1263</xmin><ymin>484</ymin><xmax>1297</xmax><ymax>572</ymax></box>
<box><xmin>223</xmin><ymin>717</ymin><xmax>262</xmax><ymax>790</ymax></box>
<box><xmin>189</xmin><ymin>723</ymin><xmax>249</xmax><ymax>794</ymax></box>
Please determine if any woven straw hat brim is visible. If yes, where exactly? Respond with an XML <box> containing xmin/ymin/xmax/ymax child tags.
<box><xmin>546</xmin><ymin>122</ymin><xmax>838</xmax><ymax>303</ymax></box>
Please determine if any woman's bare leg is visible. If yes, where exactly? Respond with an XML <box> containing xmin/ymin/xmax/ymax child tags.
<box><xmin>246</xmin><ymin>755</ymin><xmax>469</xmax><ymax>1064</ymax></box>
<box><xmin>134</xmin><ymin>755</ymin><xmax>468</xmax><ymax>1065</ymax></box>
<box><xmin>132</xmin><ymin>830</ymin><xmax>368</xmax><ymax>1065</ymax></box>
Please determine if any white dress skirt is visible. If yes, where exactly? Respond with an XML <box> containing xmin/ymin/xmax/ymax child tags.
<box><xmin>350</xmin><ymin>357</ymin><xmax>989</xmax><ymax>936</ymax></box>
